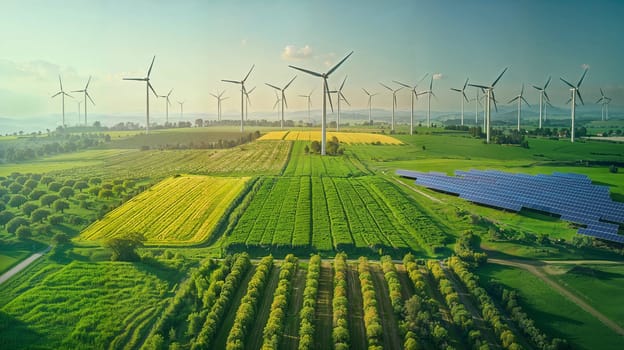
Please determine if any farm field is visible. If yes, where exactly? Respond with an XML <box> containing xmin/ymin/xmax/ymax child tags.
<box><xmin>283</xmin><ymin>141</ymin><xmax>371</xmax><ymax>177</ymax></box>
<box><xmin>81</xmin><ymin>175</ymin><xmax>249</xmax><ymax>245</ymax></box>
<box><xmin>259</xmin><ymin>130</ymin><xmax>403</xmax><ymax>144</ymax></box>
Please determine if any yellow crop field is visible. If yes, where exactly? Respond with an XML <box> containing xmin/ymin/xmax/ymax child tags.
<box><xmin>260</xmin><ymin>131</ymin><xmax>402</xmax><ymax>144</ymax></box>
<box><xmin>81</xmin><ymin>175</ymin><xmax>249</xmax><ymax>245</ymax></box>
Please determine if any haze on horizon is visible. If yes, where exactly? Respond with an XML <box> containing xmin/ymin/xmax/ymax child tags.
<box><xmin>1</xmin><ymin>0</ymin><xmax>623</xmax><ymax>131</ymax></box>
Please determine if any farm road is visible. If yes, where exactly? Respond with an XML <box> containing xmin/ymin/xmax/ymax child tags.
<box><xmin>489</xmin><ymin>258</ymin><xmax>624</xmax><ymax>337</ymax></box>
<box><xmin>0</xmin><ymin>246</ymin><xmax>51</xmax><ymax>285</ymax></box>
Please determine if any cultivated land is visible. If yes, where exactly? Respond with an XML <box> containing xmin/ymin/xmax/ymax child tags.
<box><xmin>1</xmin><ymin>125</ymin><xmax>623</xmax><ymax>349</ymax></box>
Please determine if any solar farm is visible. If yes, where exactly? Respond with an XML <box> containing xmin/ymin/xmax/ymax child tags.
<box><xmin>398</xmin><ymin>169</ymin><xmax>624</xmax><ymax>243</ymax></box>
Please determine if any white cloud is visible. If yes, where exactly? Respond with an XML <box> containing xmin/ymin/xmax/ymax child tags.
<box><xmin>433</xmin><ymin>73</ymin><xmax>444</xmax><ymax>80</ymax></box>
<box><xmin>281</xmin><ymin>45</ymin><xmax>313</xmax><ymax>61</ymax></box>
<box><xmin>581</xmin><ymin>63</ymin><xmax>590</xmax><ymax>70</ymax></box>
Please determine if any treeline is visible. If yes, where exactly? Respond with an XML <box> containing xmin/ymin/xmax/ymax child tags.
<box><xmin>358</xmin><ymin>256</ymin><xmax>383</xmax><ymax>349</ymax></box>
<box><xmin>298</xmin><ymin>254</ymin><xmax>321</xmax><ymax>350</ymax></box>
<box><xmin>144</xmin><ymin>131</ymin><xmax>262</xmax><ymax>151</ymax></box>
<box><xmin>332</xmin><ymin>253</ymin><xmax>350</xmax><ymax>349</ymax></box>
<box><xmin>0</xmin><ymin>133</ymin><xmax>109</xmax><ymax>163</ymax></box>
<box><xmin>261</xmin><ymin>254</ymin><xmax>298</xmax><ymax>349</ymax></box>
<box><xmin>454</xmin><ymin>231</ymin><xmax>488</xmax><ymax>265</ymax></box>
<box><xmin>306</xmin><ymin>136</ymin><xmax>344</xmax><ymax>156</ymax></box>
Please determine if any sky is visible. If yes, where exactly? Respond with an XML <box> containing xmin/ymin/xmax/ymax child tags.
<box><xmin>1</xmin><ymin>0</ymin><xmax>623</xmax><ymax>128</ymax></box>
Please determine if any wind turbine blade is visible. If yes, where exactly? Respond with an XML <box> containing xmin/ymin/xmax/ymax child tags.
<box><xmin>429</xmin><ymin>76</ymin><xmax>433</xmax><ymax>90</ymax></box>
<box><xmin>64</xmin><ymin>92</ymin><xmax>73</xmax><ymax>98</ymax></box>
<box><xmin>577</xmin><ymin>68</ymin><xmax>588</xmax><ymax>87</ymax></box>
<box><xmin>210</xmin><ymin>93</ymin><xmax>218</xmax><ymax>98</ymax></box>
<box><xmin>123</xmin><ymin>78</ymin><xmax>145</xmax><ymax>81</ymax></box>
<box><xmin>463</xmin><ymin>78</ymin><xmax>469</xmax><ymax>90</ymax></box>
<box><xmin>521</xmin><ymin>96</ymin><xmax>530</xmax><ymax>107</ymax></box>
<box><xmin>417</xmin><ymin>73</ymin><xmax>428</xmax><ymax>84</ymax></box>
<box><xmin>339</xmin><ymin>75</ymin><xmax>347</xmax><ymax>91</ymax></box>
<box><xmin>492</xmin><ymin>67</ymin><xmax>508</xmax><ymax>87</ymax></box>
<box><xmin>283</xmin><ymin>93</ymin><xmax>288</xmax><ymax>109</ymax></box>
<box><xmin>71</xmin><ymin>89</ymin><xmax>84</xmax><ymax>93</ymax></box>
<box><xmin>520</xmin><ymin>84</ymin><xmax>524</xmax><ymax>96</ymax></box>
<box><xmin>273</xmin><ymin>99</ymin><xmax>280</xmax><ymax>110</ymax></box>
<box><xmin>543</xmin><ymin>91</ymin><xmax>551</xmax><ymax>102</ymax></box>
<box><xmin>340</xmin><ymin>92</ymin><xmax>350</xmax><ymax>106</ymax></box>
<box><xmin>284</xmin><ymin>75</ymin><xmax>297</xmax><ymax>89</ymax></box>
<box><xmin>288</xmin><ymin>65</ymin><xmax>322</xmax><ymax>77</ymax></box>
<box><xmin>243</xmin><ymin>64</ymin><xmax>255</xmax><ymax>82</ymax></box>
<box><xmin>327</xmin><ymin>51</ymin><xmax>354</xmax><ymax>76</ymax></box>
<box><xmin>51</xmin><ymin>92</ymin><xmax>62</xmax><ymax>98</ymax></box>
<box><xmin>600</xmin><ymin>88</ymin><xmax>605</xmax><ymax>97</ymax></box>
<box><xmin>532</xmin><ymin>85</ymin><xmax>541</xmax><ymax>91</ymax></box>
<box><xmin>265</xmin><ymin>83</ymin><xmax>281</xmax><ymax>90</ymax></box>
<box><xmin>462</xmin><ymin>91</ymin><xmax>469</xmax><ymax>102</ymax></box>
<box><xmin>86</xmin><ymin>92</ymin><xmax>95</xmax><ymax>105</ymax></box>
<box><xmin>468</xmin><ymin>83</ymin><xmax>488</xmax><ymax>89</ymax></box>
<box><xmin>544</xmin><ymin>76</ymin><xmax>551</xmax><ymax>89</ymax></box>
<box><xmin>325</xmin><ymin>79</ymin><xmax>334</xmax><ymax>112</ymax></box>
<box><xmin>222</xmin><ymin>79</ymin><xmax>241</xmax><ymax>84</ymax></box>
<box><xmin>148</xmin><ymin>82</ymin><xmax>158</xmax><ymax>97</ymax></box>
<box><xmin>450</xmin><ymin>88</ymin><xmax>461</xmax><ymax>92</ymax></box>
<box><xmin>85</xmin><ymin>76</ymin><xmax>92</xmax><ymax>89</ymax></box>
<box><xmin>560</xmin><ymin>77</ymin><xmax>575</xmax><ymax>89</ymax></box>
<box><xmin>167</xmin><ymin>99</ymin><xmax>172</xmax><ymax>106</ymax></box>
<box><xmin>393</xmin><ymin>94</ymin><xmax>397</xmax><ymax>108</ymax></box>
<box><xmin>393</xmin><ymin>80</ymin><xmax>411</xmax><ymax>88</ymax></box>
<box><xmin>309</xmin><ymin>88</ymin><xmax>314</xmax><ymax>96</ymax></box>
<box><xmin>167</xmin><ymin>89</ymin><xmax>173</xmax><ymax>97</ymax></box>
<box><xmin>576</xmin><ymin>90</ymin><xmax>584</xmax><ymax>105</ymax></box>
<box><xmin>362</xmin><ymin>88</ymin><xmax>370</xmax><ymax>95</ymax></box>
<box><xmin>247</xmin><ymin>86</ymin><xmax>256</xmax><ymax>94</ymax></box>
<box><xmin>596</xmin><ymin>97</ymin><xmax>604</xmax><ymax>104</ymax></box>
<box><xmin>222</xmin><ymin>97</ymin><xmax>229</xmax><ymax>101</ymax></box>
<box><xmin>147</xmin><ymin>56</ymin><xmax>156</xmax><ymax>77</ymax></box>
<box><xmin>219</xmin><ymin>90</ymin><xmax>226</xmax><ymax>98</ymax></box>
<box><xmin>379</xmin><ymin>82</ymin><xmax>392</xmax><ymax>91</ymax></box>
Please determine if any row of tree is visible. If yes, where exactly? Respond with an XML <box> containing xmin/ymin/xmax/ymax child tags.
<box><xmin>0</xmin><ymin>133</ymin><xmax>107</xmax><ymax>163</ymax></box>
<box><xmin>261</xmin><ymin>254</ymin><xmax>298</xmax><ymax>349</ymax></box>
<box><xmin>297</xmin><ymin>254</ymin><xmax>321</xmax><ymax>350</ymax></box>
<box><xmin>225</xmin><ymin>255</ymin><xmax>274</xmax><ymax>350</ymax></box>
<box><xmin>332</xmin><ymin>253</ymin><xmax>350</xmax><ymax>349</ymax></box>
<box><xmin>380</xmin><ymin>255</ymin><xmax>403</xmax><ymax>314</ymax></box>
<box><xmin>358</xmin><ymin>256</ymin><xmax>383</xmax><ymax>350</ymax></box>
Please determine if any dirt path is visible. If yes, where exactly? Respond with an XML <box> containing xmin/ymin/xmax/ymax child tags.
<box><xmin>395</xmin><ymin>264</ymin><xmax>416</xmax><ymax>301</ymax></box>
<box><xmin>314</xmin><ymin>261</ymin><xmax>333</xmax><ymax>350</ymax></box>
<box><xmin>0</xmin><ymin>246</ymin><xmax>51</xmax><ymax>285</ymax></box>
<box><xmin>370</xmin><ymin>263</ymin><xmax>403</xmax><ymax>350</ymax></box>
<box><xmin>489</xmin><ymin>258</ymin><xmax>624</xmax><ymax>337</ymax></box>
<box><xmin>246</xmin><ymin>266</ymin><xmax>281</xmax><ymax>350</ymax></box>
<box><xmin>280</xmin><ymin>267</ymin><xmax>307</xmax><ymax>350</ymax></box>
<box><xmin>346</xmin><ymin>264</ymin><xmax>367</xmax><ymax>350</ymax></box>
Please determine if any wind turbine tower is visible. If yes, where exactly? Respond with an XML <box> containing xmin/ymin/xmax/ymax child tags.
<box><xmin>177</xmin><ymin>101</ymin><xmax>185</xmax><ymax>120</ymax></box>
<box><xmin>508</xmin><ymin>84</ymin><xmax>530</xmax><ymax>131</ymax></box>
<box><xmin>379</xmin><ymin>82</ymin><xmax>403</xmax><ymax>131</ymax></box>
<box><xmin>532</xmin><ymin>76</ymin><xmax>551</xmax><ymax>129</ymax></box>
<box><xmin>222</xmin><ymin>65</ymin><xmax>255</xmax><ymax>133</ymax></box>
<box><xmin>266</xmin><ymin>76</ymin><xmax>296</xmax><ymax>129</ymax></box>
<box><xmin>469</xmin><ymin>67</ymin><xmax>508</xmax><ymax>143</ymax></box>
<box><xmin>450</xmin><ymin>78</ymin><xmax>469</xmax><ymax>126</ymax></box>
<box><xmin>299</xmin><ymin>89</ymin><xmax>314</xmax><ymax>125</ymax></box>
<box><xmin>419</xmin><ymin>76</ymin><xmax>437</xmax><ymax>128</ymax></box>
<box><xmin>289</xmin><ymin>51</ymin><xmax>353</xmax><ymax>156</ymax></box>
<box><xmin>244</xmin><ymin>86</ymin><xmax>256</xmax><ymax>121</ymax></box>
<box><xmin>123</xmin><ymin>56</ymin><xmax>158</xmax><ymax>134</ymax></box>
<box><xmin>330</xmin><ymin>76</ymin><xmax>350</xmax><ymax>131</ymax></box>
<box><xmin>596</xmin><ymin>89</ymin><xmax>612</xmax><ymax>121</ymax></box>
<box><xmin>362</xmin><ymin>88</ymin><xmax>378</xmax><ymax>126</ymax></box>
<box><xmin>51</xmin><ymin>75</ymin><xmax>72</xmax><ymax>127</ymax></box>
<box><xmin>560</xmin><ymin>67</ymin><xmax>588</xmax><ymax>143</ymax></box>
<box><xmin>159</xmin><ymin>89</ymin><xmax>173</xmax><ymax>125</ymax></box>
<box><xmin>77</xmin><ymin>101</ymin><xmax>82</xmax><ymax>125</ymax></box>
<box><xmin>210</xmin><ymin>91</ymin><xmax>228</xmax><ymax>121</ymax></box>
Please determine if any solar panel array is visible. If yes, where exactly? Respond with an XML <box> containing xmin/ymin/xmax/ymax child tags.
<box><xmin>396</xmin><ymin>169</ymin><xmax>624</xmax><ymax>244</ymax></box>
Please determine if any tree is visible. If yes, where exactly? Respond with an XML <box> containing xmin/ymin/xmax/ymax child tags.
<box><xmin>59</xmin><ymin>186</ymin><xmax>75</xmax><ymax>199</ymax></box>
<box><xmin>52</xmin><ymin>199</ymin><xmax>70</xmax><ymax>213</ymax></box>
<box><xmin>99</xmin><ymin>189</ymin><xmax>113</xmax><ymax>199</ymax></box>
<box><xmin>112</xmin><ymin>185</ymin><xmax>125</xmax><ymax>196</ymax></box>
<box><xmin>0</xmin><ymin>210</ymin><xmax>15</xmax><ymax>227</ymax></box>
<box><xmin>310</xmin><ymin>141</ymin><xmax>321</xmax><ymax>154</ymax></box>
<box><xmin>609</xmin><ymin>165</ymin><xmax>618</xmax><ymax>173</ymax></box>
<box><xmin>24</xmin><ymin>179</ymin><xmax>38</xmax><ymax>189</ymax></box>
<box><xmin>29</xmin><ymin>189</ymin><xmax>47</xmax><ymax>200</ymax></box>
<box><xmin>22</xmin><ymin>202</ymin><xmax>39</xmax><ymax>216</ymax></box>
<box><xmin>89</xmin><ymin>177</ymin><xmax>102</xmax><ymax>186</ymax></box>
<box><xmin>74</xmin><ymin>181</ymin><xmax>89</xmax><ymax>192</ymax></box>
<box><xmin>16</xmin><ymin>226</ymin><xmax>32</xmax><ymax>240</ymax></box>
<box><xmin>40</xmin><ymin>176</ymin><xmax>54</xmax><ymax>186</ymax></box>
<box><xmin>8</xmin><ymin>194</ymin><xmax>27</xmax><ymax>208</ymax></box>
<box><xmin>31</xmin><ymin>208</ymin><xmax>51</xmax><ymax>223</ymax></box>
<box><xmin>8</xmin><ymin>183</ymin><xmax>22</xmax><ymax>194</ymax></box>
<box><xmin>105</xmin><ymin>232</ymin><xmax>147</xmax><ymax>261</ymax></box>
<box><xmin>48</xmin><ymin>182</ymin><xmax>62</xmax><ymax>192</ymax></box>
<box><xmin>41</xmin><ymin>194</ymin><xmax>61</xmax><ymax>207</ymax></box>
<box><xmin>63</xmin><ymin>179</ymin><xmax>76</xmax><ymax>187</ymax></box>
<box><xmin>6</xmin><ymin>217</ymin><xmax>29</xmax><ymax>234</ymax></box>
<box><xmin>52</xmin><ymin>232</ymin><xmax>71</xmax><ymax>246</ymax></box>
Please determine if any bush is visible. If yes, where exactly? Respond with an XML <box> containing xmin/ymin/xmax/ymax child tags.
<box><xmin>31</xmin><ymin>208</ymin><xmax>51</xmax><ymax>223</ymax></box>
<box><xmin>49</xmin><ymin>214</ymin><xmax>64</xmax><ymax>225</ymax></box>
<box><xmin>609</xmin><ymin>165</ymin><xmax>618</xmax><ymax>173</ymax></box>
<box><xmin>7</xmin><ymin>217</ymin><xmax>29</xmax><ymax>234</ymax></box>
<box><xmin>8</xmin><ymin>194</ymin><xmax>27</xmax><ymax>208</ymax></box>
<box><xmin>105</xmin><ymin>232</ymin><xmax>147</xmax><ymax>262</ymax></box>
<box><xmin>16</xmin><ymin>225</ymin><xmax>32</xmax><ymax>240</ymax></box>
<box><xmin>22</xmin><ymin>202</ymin><xmax>39</xmax><ymax>216</ymax></box>
<box><xmin>1</xmin><ymin>210</ymin><xmax>17</xmax><ymax>227</ymax></box>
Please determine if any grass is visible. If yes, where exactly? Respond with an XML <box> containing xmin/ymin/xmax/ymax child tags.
<box><xmin>80</xmin><ymin>175</ymin><xmax>249</xmax><ymax>245</ymax></box>
<box><xmin>476</xmin><ymin>263</ymin><xmax>623</xmax><ymax>350</ymax></box>
<box><xmin>548</xmin><ymin>264</ymin><xmax>624</xmax><ymax>328</ymax></box>
<box><xmin>0</xmin><ymin>259</ymin><xmax>181</xmax><ymax>350</ymax></box>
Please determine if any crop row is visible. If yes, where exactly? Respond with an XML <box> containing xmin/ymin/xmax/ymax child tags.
<box><xmin>227</xmin><ymin>176</ymin><xmax>437</xmax><ymax>255</ymax></box>
<box><xmin>332</xmin><ymin>253</ymin><xmax>350</xmax><ymax>349</ymax></box>
<box><xmin>82</xmin><ymin>175</ymin><xmax>248</xmax><ymax>244</ymax></box>
<box><xmin>261</xmin><ymin>254</ymin><xmax>298</xmax><ymax>349</ymax></box>
<box><xmin>358</xmin><ymin>257</ymin><xmax>384</xmax><ymax>349</ymax></box>
<box><xmin>297</xmin><ymin>254</ymin><xmax>321</xmax><ymax>350</ymax></box>
<box><xmin>283</xmin><ymin>141</ymin><xmax>372</xmax><ymax>177</ymax></box>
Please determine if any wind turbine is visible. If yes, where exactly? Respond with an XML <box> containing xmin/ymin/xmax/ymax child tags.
<box><xmin>560</xmin><ymin>67</ymin><xmax>588</xmax><ymax>143</ymax></box>
<box><xmin>379</xmin><ymin>82</ymin><xmax>403</xmax><ymax>131</ymax></box>
<box><xmin>468</xmin><ymin>89</ymin><xmax>484</xmax><ymax>128</ymax></box>
<box><xmin>72</xmin><ymin>76</ymin><xmax>95</xmax><ymax>126</ymax></box>
<box><xmin>265</xmin><ymin>76</ymin><xmax>296</xmax><ymax>129</ymax></box>
<box><xmin>244</xmin><ymin>86</ymin><xmax>255</xmax><ymax>121</ymax></box>
<box><xmin>159</xmin><ymin>89</ymin><xmax>173</xmax><ymax>125</ymax></box>
<box><xmin>596</xmin><ymin>88</ymin><xmax>612</xmax><ymax>121</ymax></box>
<box><xmin>210</xmin><ymin>91</ymin><xmax>228</xmax><ymax>121</ymax></box>
<box><xmin>289</xmin><ymin>51</ymin><xmax>353</xmax><ymax>156</ymax></box>
<box><xmin>418</xmin><ymin>76</ymin><xmax>437</xmax><ymax>128</ymax></box>
<box><xmin>450</xmin><ymin>78</ymin><xmax>469</xmax><ymax>126</ymax></box>
<box><xmin>298</xmin><ymin>89</ymin><xmax>314</xmax><ymax>125</ymax></box>
<box><xmin>330</xmin><ymin>76</ymin><xmax>350</xmax><ymax>131</ymax></box>
<box><xmin>222</xmin><ymin>65</ymin><xmax>255</xmax><ymax>133</ymax></box>
<box><xmin>177</xmin><ymin>101</ymin><xmax>185</xmax><ymax>120</ymax></box>
<box><xmin>508</xmin><ymin>84</ymin><xmax>530</xmax><ymax>132</ymax></box>
<box><xmin>468</xmin><ymin>67</ymin><xmax>508</xmax><ymax>143</ymax></box>
<box><xmin>123</xmin><ymin>56</ymin><xmax>158</xmax><ymax>134</ymax></box>
<box><xmin>532</xmin><ymin>76</ymin><xmax>551</xmax><ymax>129</ymax></box>
<box><xmin>393</xmin><ymin>73</ymin><xmax>428</xmax><ymax>134</ymax></box>
<box><xmin>273</xmin><ymin>90</ymin><xmax>282</xmax><ymax>122</ymax></box>
<box><xmin>51</xmin><ymin>75</ymin><xmax>72</xmax><ymax>127</ymax></box>
<box><xmin>362</xmin><ymin>88</ymin><xmax>378</xmax><ymax>126</ymax></box>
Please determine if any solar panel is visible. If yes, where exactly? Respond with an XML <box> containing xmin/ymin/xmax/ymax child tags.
<box><xmin>397</xmin><ymin>169</ymin><xmax>624</xmax><ymax>244</ymax></box>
